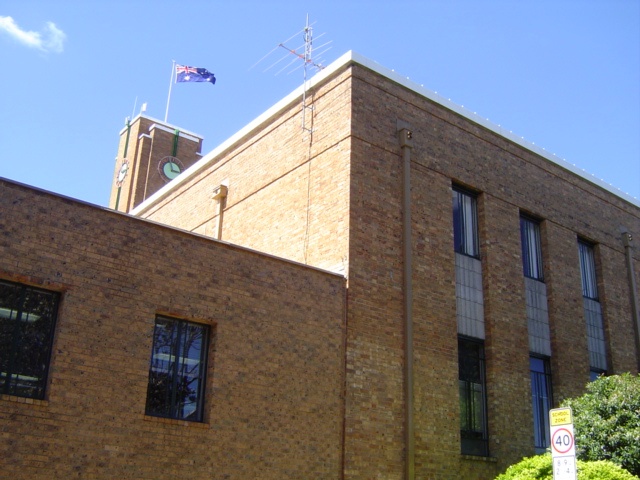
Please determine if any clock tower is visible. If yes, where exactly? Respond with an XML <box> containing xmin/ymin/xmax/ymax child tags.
<box><xmin>109</xmin><ymin>114</ymin><xmax>204</xmax><ymax>213</ymax></box>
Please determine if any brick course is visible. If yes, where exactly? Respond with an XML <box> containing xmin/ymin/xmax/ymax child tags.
<box><xmin>0</xmin><ymin>179</ymin><xmax>345</xmax><ymax>479</ymax></box>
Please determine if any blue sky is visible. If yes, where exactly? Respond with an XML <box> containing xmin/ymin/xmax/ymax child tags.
<box><xmin>1</xmin><ymin>1</ymin><xmax>639</xmax><ymax>206</ymax></box>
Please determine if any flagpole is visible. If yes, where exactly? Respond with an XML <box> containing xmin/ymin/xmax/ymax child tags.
<box><xmin>164</xmin><ymin>60</ymin><xmax>176</xmax><ymax>123</ymax></box>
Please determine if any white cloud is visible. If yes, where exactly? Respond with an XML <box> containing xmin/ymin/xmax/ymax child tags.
<box><xmin>0</xmin><ymin>16</ymin><xmax>66</xmax><ymax>53</ymax></box>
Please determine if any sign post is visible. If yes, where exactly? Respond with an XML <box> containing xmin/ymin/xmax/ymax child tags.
<box><xmin>549</xmin><ymin>407</ymin><xmax>577</xmax><ymax>480</ymax></box>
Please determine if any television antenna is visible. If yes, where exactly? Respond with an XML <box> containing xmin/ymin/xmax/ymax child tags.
<box><xmin>251</xmin><ymin>15</ymin><xmax>332</xmax><ymax>133</ymax></box>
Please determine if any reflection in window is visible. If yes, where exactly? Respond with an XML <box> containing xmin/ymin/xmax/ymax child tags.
<box><xmin>0</xmin><ymin>280</ymin><xmax>59</xmax><ymax>399</ymax></box>
<box><xmin>145</xmin><ymin>316</ymin><xmax>209</xmax><ymax>422</ymax></box>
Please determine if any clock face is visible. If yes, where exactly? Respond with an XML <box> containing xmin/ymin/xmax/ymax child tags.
<box><xmin>159</xmin><ymin>156</ymin><xmax>184</xmax><ymax>181</ymax></box>
<box><xmin>116</xmin><ymin>159</ymin><xmax>129</xmax><ymax>186</ymax></box>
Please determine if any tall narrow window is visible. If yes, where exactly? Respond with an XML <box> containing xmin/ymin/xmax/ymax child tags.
<box><xmin>453</xmin><ymin>187</ymin><xmax>479</xmax><ymax>257</ymax></box>
<box><xmin>458</xmin><ymin>337</ymin><xmax>489</xmax><ymax>456</ymax></box>
<box><xmin>0</xmin><ymin>280</ymin><xmax>59</xmax><ymax>400</ymax></box>
<box><xmin>578</xmin><ymin>239</ymin><xmax>607</xmax><ymax>377</ymax></box>
<box><xmin>146</xmin><ymin>316</ymin><xmax>209</xmax><ymax>422</ymax></box>
<box><xmin>530</xmin><ymin>356</ymin><xmax>552</xmax><ymax>452</ymax></box>
<box><xmin>522</xmin><ymin>217</ymin><xmax>553</xmax><ymax>449</ymax></box>
<box><xmin>520</xmin><ymin>216</ymin><xmax>543</xmax><ymax>281</ymax></box>
<box><xmin>578</xmin><ymin>240</ymin><xmax>598</xmax><ymax>300</ymax></box>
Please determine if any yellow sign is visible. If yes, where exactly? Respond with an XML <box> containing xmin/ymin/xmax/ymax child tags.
<box><xmin>550</xmin><ymin>407</ymin><xmax>573</xmax><ymax>426</ymax></box>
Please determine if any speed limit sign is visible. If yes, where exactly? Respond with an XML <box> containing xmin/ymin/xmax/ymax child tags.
<box><xmin>551</xmin><ymin>427</ymin><xmax>575</xmax><ymax>455</ymax></box>
<box><xmin>549</xmin><ymin>407</ymin><xmax>577</xmax><ymax>480</ymax></box>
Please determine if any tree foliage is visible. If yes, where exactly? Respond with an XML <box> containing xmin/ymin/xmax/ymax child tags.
<box><xmin>562</xmin><ymin>373</ymin><xmax>640</xmax><ymax>476</ymax></box>
<box><xmin>494</xmin><ymin>454</ymin><xmax>639</xmax><ymax>480</ymax></box>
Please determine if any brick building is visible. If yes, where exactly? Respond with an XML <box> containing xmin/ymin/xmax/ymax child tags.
<box><xmin>1</xmin><ymin>51</ymin><xmax>639</xmax><ymax>479</ymax></box>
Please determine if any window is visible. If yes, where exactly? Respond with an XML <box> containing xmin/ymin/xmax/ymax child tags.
<box><xmin>578</xmin><ymin>240</ymin><xmax>608</xmax><ymax>376</ymax></box>
<box><xmin>145</xmin><ymin>316</ymin><xmax>209</xmax><ymax>422</ymax></box>
<box><xmin>453</xmin><ymin>187</ymin><xmax>479</xmax><ymax>257</ymax></box>
<box><xmin>578</xmin><ymin>240</ymin><xmax>598</xmax><ymax>300</ymax></box>
<box><xmin>530</xmin><ymin>356</ymin><xmax>552</xmax><ymax>452</ymax></box>
<box><xmin>520</xmin><ymin>216</ymin><xmax>543</xmax><ymax>281</ymax></box>
<box><xmin>0</xmin><ymin>280</ymin><xmax>59</xmax><ymax>399</ymax></box>
<box><xmin>459</xmin><ymin>337</ymin><xmax>489</xmax><ymax>456</ymax></box>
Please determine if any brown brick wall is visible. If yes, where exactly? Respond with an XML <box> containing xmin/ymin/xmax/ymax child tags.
<box><xmin>0</xmin><ymin>179</ymin><xmax>346</xmax><ymax>479</ymax></box>
<box><xmin>95</xmin><ymin>59</ymin><xmax>640</xmax><ymax>479</ymax></box>
<box><xmin>109</xmin><ymin>118</ymin><xmax>145</xmax><ymax>210</ymax></box>
<box><xmin>345</xmin><ymin>139</ymin><xmax>405</xmax><ymax>479</ymax></box>
<box><xmin>348</xmin><ymin>63</ymin><xmax>639</xmax><ymax>478</ymax></box>
<box><xmin>479</xmin><ymin>195</ymin><xmax>533</xmax><ymax>468</ymax></box>
<box><xmin>138</xmin><ymin>70</ymin><xmax>353</xmax><ymax>275</ymax></box>
<box><xmin>412</xmin><ymin>167</ymin><xmax>461</xmax><ymax>479</ymax></box>
<box><xmin>544</xmin><ymin>221</ymin><xmax>591</xmax><ymax>402</ymax></box>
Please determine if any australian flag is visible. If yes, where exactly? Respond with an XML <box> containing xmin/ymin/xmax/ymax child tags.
<box><xmin>176</xmin><ymin>64</ymin><xmax>216</xmax><ymax>85</ymax></box>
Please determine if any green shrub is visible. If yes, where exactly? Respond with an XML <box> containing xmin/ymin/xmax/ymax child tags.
<box><xmin>494</xmin><ymin>454</ymin><xmax>551</xmax><ymax>480</ymax></box>
<box><xmin>578</xmin><ymin>460</ymin><xmax>639</xmax><ymax>480</ymax></box>
<box><xmin>495</xmin><ymin>454</ymin><xmax>639</xmax><ymax>480</ymax></box>
<box><xmin>563</xmin><ymin>373</ymin><xmax>640</xmax><ymax>476</ymax></box>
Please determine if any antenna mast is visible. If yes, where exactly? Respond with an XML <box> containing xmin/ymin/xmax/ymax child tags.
<box><xmin>252</xmin><ymin>15</ymin><xmax>331</xmax><ymax>133</ymax></box>
<box><xmin>301</xmin><ymin>15</ymin><xmax>314</xmax><ymax>133</ymax></box>
<box><xmin>274</xmin><ymin>15</ymin><xmax>329</xmax><ymax>133</ymax></box>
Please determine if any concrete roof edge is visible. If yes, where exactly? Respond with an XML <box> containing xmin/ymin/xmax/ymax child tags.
<box><xmin>349</xmin><ymin>52</ymin><xmax>640</xmax><ymax>208</ymax></box>
<box><xmin>118</xmin><ymin>114</ymin><xmax>204</xmax><ymax>140</ymax></box>
<box><xmin>132</xmin><ymin>50</ymin><xmax>639</xmax><ymax>214</ymax></box>
<box><xmin>131</xmin><ymin>52</ymin><xmax>357</xmax><ymax>216</ymax></box>
<box><xmin>0</xmin><ymin>176</ymin><xmax>345</xmax><ymax>280</ymax></box>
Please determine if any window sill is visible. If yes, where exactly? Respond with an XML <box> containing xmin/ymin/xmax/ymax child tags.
<box><xmin>461</xmin><ymin>454</ymin><xmax>498</xmax><ymax>463</ymax></box>
<box><xmin>1</xmin><ymin>394</ymin><xmax>49</xmax><ymax>407</ymax></box>
<box><xmin>143</xmin><ymin>414</ymin><xmax>209</xmax><ymax>429</ymax></box>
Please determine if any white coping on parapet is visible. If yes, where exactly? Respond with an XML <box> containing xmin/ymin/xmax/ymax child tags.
<box><xmin>119</xmin><ymin>114</ymin><xmax>204</xmax><ymax>140</ymax></box>
<box><xmin>131</xmin><ymin>50</ymin><xmax>639</xmax><ymax>216</ymax></box>
<box><xmin>148</xmin><ymin>123</ymin><xmax>202</xmax><ymax>144</ymax></box>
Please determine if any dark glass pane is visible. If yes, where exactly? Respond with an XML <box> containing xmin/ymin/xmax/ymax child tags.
<box><xmin>529</xmin><ymin>356</ymin><xmax>545</xmax><ymax>373</ymax></box>
<box><xmin>0</xmin><ymin>281</ymin><xmax>59</xmax><ymax>399</ymax></box>
<box><xmin>521</xmin><ymin>217</ymin><xmax>543</xmax><ymax>280</ymax></box>
<box><xmin>578</xmin><ymin>241</ymin><xmax>598</xmax><ymax>300</ymax></box>
<box><xmin>530</xmin><ymin>357</ymin><xmax>552</xmax><ymax>451</ymax></box>
<box><xmin>458</xmin><ymin>338</ymin><xmax>488</xmax><ymax>456</ymax></box>
<box><xmin>453</xmin><ymin>191</ymin><xmax>463</xmax><ymax>253</ymax></box>
<box><xmin>459</xmin><ymin>341</ymin><xmax>484</xmax><ymax>383</ymax></box>
<box><xmin>0</xmin><ymin>283</ymin><xmax>20</xmax><ymax>392</ymax></box>
<box><xmin>14</xmin><ymin>289</ymin><xmax>58</xmax><ymax>398</ymax></box>
<box><xmin>453</xmin><ymin>189</ymin><xmax>479</xmax><ymax>257</ymax></box>
<box><xmin>146</xmin><ymin>318</ymin><xmax>178</xmax><ymax>418</ymax></box>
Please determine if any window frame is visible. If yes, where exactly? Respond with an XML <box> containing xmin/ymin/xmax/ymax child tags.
<box><xmin>590</xmin><ymin>368</ymin><xmax>606</xmax><ymax>382</ymax></box>
<box><xmin>520</xmin><ymin>215</ymin><xmax>544</xmax><ymax>281</ymax></box>
<box><xmin>578</xmin><ymin>239</ymin><xmax>598</xmax><ymax>300</ymax></box>
<box><xmin>458</xmin><ymin>336</ymin><xmax>489</xmax><ymax>456</ymax></box>
<box><xmin>0</xmin><ymin>279</ymin><xmax>60</xmax><ymax>400</ymax></box>
<box><xmin>530</xmin><ymin>355</ymin><xmax>552</xmax><ymax>453</ymax></box>
<box><xmin>452</xmin><ymin>186</ymin><xmax>480</xmax><ymax>258</ymax></box>
<box><xmin>145</xmin><ymin>315</ymin><xmax>210</xmax><ymax>423</ymax></box>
